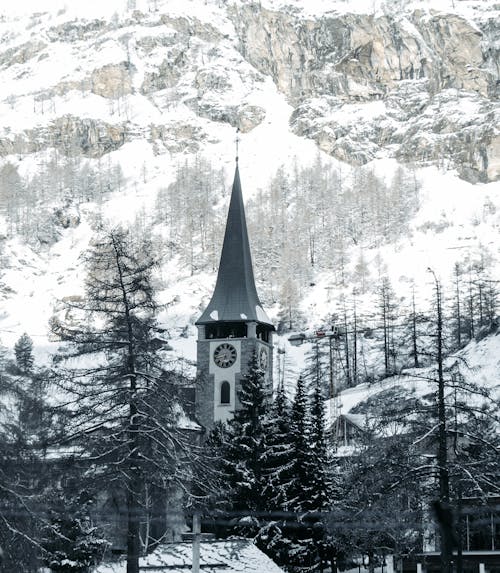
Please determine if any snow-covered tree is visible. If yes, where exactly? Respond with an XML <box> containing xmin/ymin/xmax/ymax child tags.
<box><xmin>223</xmin><ymin>352</ymin><xmax>268</xmax><ymax>528</ymax></box>
<box><xmin>261</xmin><ymin>382</ymin><xmax>293</xmax><ymax>512</ymax></box>
<box><xmin>51</xmin><ymin>227</ymin><xmax>185</xmax><ymax>573</ymax></box>
<box><xmin>308</xmin><ymin>378</ymin><xmax>332</xmax><ymax>512</ymax></box>
<box><xmin>42</xmin><ymin>492</ymin><xmax>109</xmax><ymax>573</ymax></box>
<box><xmin>14</xmin><ymin>333</ymin><xmax>34</xmax><ymax>373</ymax></box>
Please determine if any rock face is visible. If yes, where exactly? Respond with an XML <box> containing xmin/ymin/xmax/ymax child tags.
<box><xmin>0</xmin><ymin>116</ymin><xmax>127</xmax><ymax>158</ymax></box>
<box><xmin>0</xmin><ymin>2</ymin><xmax>497</xmax><ymax>182</ymax></box>
<box><xmin>90</xmin><ymin>62</ymin><xmax>133</xmax><ymax>98</ymax></box>
<box><xmin>231</xmin><ymin>4</ymin><xmax>499</xmax><ymax>182</ymax></box>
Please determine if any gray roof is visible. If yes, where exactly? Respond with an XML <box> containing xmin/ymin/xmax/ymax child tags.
<box><xmin>196</xmin><ymin>164</ymin><xmax>273</xmax><ymax>328</ymax></box>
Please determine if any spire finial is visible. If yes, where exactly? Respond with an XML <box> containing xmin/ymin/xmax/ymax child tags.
<box><xmin>235</xmin><ymin>127</ymin><xmax>240</xmax><ymax>164</ymax></box>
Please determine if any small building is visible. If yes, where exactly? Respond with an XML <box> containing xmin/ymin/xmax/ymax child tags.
<box><xmin>402</xmin><ymin>495</ymin><xmax>500</xmax><ymax>573</ymax></box>
<box><xmin>95</xmin><ymin>539</ymin><xmax>285</xmax><ymax>573</ymax></box>
<box><xmin>333</xmin><ymin>413</ymin><xmax>367</xmax><ymax>448</ymax></box>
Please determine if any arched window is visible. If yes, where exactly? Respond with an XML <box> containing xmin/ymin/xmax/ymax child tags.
<box><xmin>220</xmin><ymin>381</ymin><xmax>230</xmax><ymax>405</ymax></box>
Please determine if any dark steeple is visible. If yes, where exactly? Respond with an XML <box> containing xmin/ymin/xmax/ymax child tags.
<box><xmin>196</xmin><ymin>164</ymin><xmax>273</xmax><ymax>328</ymax></box>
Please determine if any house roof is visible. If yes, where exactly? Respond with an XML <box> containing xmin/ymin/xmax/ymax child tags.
<box><xmin>96</xmin><ymin>539</ymin><xmax>285</xmax><ymax>573</ymax></box>
<box><xmin>196</xmin><ymin>164</ymin><xmax>273</xmax><ymax>329</ymax></box>
<box><xmin>341</xmin><ymin>413</ymin><xmax>367</xmax><ymax>430</ymax></box>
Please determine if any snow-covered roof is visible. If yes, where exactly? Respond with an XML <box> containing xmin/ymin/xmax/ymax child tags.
<box><xmin>95</xmin><ymin>539</ymin><xmax>285</xmax><ymax>573</ymax></box>
<box><xmin>341</xmin><ymin>413</ymin><xmax>367</xmax><ymax>430</ymax></box>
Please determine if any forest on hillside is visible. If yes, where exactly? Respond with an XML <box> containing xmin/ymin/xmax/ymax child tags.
<box><xmin>0</xmin><ymin>230</ymin><xmax>498</xmax><ymax>572</ymax></box>
<box><xmin>0</xmin><ymin>155</ymin><xmax>499</xmax><ymax>570</ymax></box>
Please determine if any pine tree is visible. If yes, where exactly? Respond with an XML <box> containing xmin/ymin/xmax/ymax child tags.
<box><xmin>14</xmin><ymin>333</ymin><xmax>34</xmax><ymax>373</ymax></box>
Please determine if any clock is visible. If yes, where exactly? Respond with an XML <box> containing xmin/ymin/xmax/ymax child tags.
<box><xmin>213</xmin><ymin>343</ymin><xmax>237</xmax><ymax>368</ymax></box>
<box><xmin>259</xmin><ymin>347</ymin><xmax>268</xmax><ymax>370</ymax></box>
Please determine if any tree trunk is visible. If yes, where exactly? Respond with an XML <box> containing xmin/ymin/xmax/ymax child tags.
<box><xmin>127</xmin><ymin>467</ymin><xmax>141</xmax><ymax>573</ymax></box>
<box><xmin>411</xmin><ymin>288</ymin><xmax>419</xmax><ymax>368</ymax></box>
<box><xmin>433</xmin><ymin>273</ymin><xmax>453</xmax><ymax>573</ymax></box>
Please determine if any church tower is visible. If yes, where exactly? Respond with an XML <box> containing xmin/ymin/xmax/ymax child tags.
<box><xmin>195</xmin><ymin>162</ymin><xmax>274</xmax><ymax>430</ymax></box>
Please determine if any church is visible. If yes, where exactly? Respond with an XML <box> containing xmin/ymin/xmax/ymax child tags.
<box><xmin>194</xmin><ymin>159</ymin><xmax>274</xmax><ymax>430</ymax></box>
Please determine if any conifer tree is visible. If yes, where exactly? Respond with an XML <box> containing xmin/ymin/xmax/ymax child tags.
<box><xmin>14</xmin><ymin>332</ymin><xmax>34</xmax><ymax>373</ymax></box>
<box><xmin>261</xmin><ymin>382</ymin><xmax>293</xmax><ymax>512</ymax></box>
<box><xmin>224</xmin><ymin>351</ymin><xmax>268</xmax><ymax>525</ymax></box>
<box><xmin>51</xmin><ymin>227</ymin><xmax>183</xmax><ymax>573</ymax></box>
<box><xmin>41</xmin><ymin>491</ymin><xmax>109</xmax><ymax>573</ymax></box>
<box><xmin>308</xmin><ymin>378</ymin><xmax>331</xmax><ymax>512</ymax></box>
<box><xmin>286</xmin><ymin>376</ymin><xmax>320</xmax><ymax>569</ymax></box>
<box><xmin>256</xmin><ymin>382</ymin><xmax>294</xmax><ymax>567</ymax></box>
<box><xmin>288</xmin><ymin>376</ymin><xmax>313</xmax><ymax>511</ymax></box>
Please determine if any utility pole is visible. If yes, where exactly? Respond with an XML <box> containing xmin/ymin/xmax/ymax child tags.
<box><xmin>192</xmin><ymin>512</ymin><xmax>201</xmax><ymax>573</ymax></box>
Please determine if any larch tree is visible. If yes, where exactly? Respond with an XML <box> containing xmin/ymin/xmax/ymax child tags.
<box><xmin>51</xmin><ymin>227</ymin><xmax>185</xmax><ymax>573</ymax></box>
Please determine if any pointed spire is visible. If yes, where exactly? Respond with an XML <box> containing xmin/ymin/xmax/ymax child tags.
<box><xmin>196</xmin><ymin>162</ymin><xmax>273</xmax><ymax>327</ymax></box>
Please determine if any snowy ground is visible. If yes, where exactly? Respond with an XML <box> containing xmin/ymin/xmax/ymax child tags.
<box><xmin>0</xmin><ymin>0</ymin><xmax>498</xmax><ymax>383</ymax></box>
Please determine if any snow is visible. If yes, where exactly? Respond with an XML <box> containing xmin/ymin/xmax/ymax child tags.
<box><xmin>95</xmin><ymin>539</ymin><xmax>285</xmax><ymax>573</ymax></box>
<box><xmin>257</xmin><ymin>0</ymin><xmax>498</xmax><ymax>20</ymax></box>
<box><xmin>323</xmin><ymin>327</ymin><xmax>500</xmax><ymax>433</ymax></box>
<box><xmin>0</xmin><ymin>0</ymin><xmax>498</xmax><ymax>387</ymax></box>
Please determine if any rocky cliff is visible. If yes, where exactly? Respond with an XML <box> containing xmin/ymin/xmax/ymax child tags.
<box><xmin>0</xmin><ymin>0</ymin><xmax>498</xmax><ymax>182</ymax></box>
<box><xmin>232</xmin><ymin>2</ymin><xmax>499</xmax><ymax>181</ymax></box>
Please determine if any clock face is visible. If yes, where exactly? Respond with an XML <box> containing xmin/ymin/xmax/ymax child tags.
<box><xmin>213</xmin><ymin>343</ymin><xmax>237</xmax><ymax>368</ymax></box>
<box><xmin>259</xmin><ymin>347</ymin><xmax>268</xmax><ymax>370</ymax></box>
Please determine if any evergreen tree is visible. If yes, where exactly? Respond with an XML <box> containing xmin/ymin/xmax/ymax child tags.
<box><xmin>255</xmin><ymin>383</ymin><xmax>295</xmax><ymax>567</ymax></box>
<box><xmin>308</xmin><ymin>378</ymin><xmax>331</xmax><ymax>512</ymax></box>
<box><xmin>224</xmin><ymin>351</ymin><xmax>268</xmax><ymax>528</ymax></box>
<box><xmin>41</xmin><ymin>492</ymin><xmax>109</xmax><ymax>573</ymax></box>
<box><xmin>286</xmin><ymin>377</ymin><xmax>321</xmax><ymax>570</ymax></box>
<box><xmin>288</xmin><ymin>377</ymin><xmax>312</xmax><ymax>512</ymax></box>
<box><xmin>261</xmin><ymin>382</ymin><xmax>293</xmax><ymax>512</ymax></box>
<box><xmin>14</xmin><ymin>333</ymin><xmax>34</xmax><ymax>373</ymax></box>
<box><xmin>0</xmin><ymin>341</ymin><xmax>60</xmax><ymax>572</ymax></box>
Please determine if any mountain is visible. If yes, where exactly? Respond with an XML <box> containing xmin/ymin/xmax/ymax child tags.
<box><xmin>0</xmin><ymin>0</ymin><xmax>498</xmax><ymax>385</ymax></box>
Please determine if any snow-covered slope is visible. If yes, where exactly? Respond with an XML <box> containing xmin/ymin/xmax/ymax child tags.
<box><xmin>0</xmin><ymin>0</ymin><xmax>498</xmax><ymax>385</ymax></box>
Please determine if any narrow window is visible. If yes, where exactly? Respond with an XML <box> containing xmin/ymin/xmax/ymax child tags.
<box><xmin>220</xmin><ymin>381</ymin><xmax>230</xmax><ymax>404</ymax></box>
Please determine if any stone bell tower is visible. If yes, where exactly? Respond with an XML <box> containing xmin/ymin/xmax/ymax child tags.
<box><xmin>195</xmin><ymin>161</ymin><xmax>274</xmax><ymax>430</ymax></box>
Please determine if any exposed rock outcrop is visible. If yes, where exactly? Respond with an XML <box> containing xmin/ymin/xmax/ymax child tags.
<box><xmin>90</xmin><ymin>62</ymin><xmax>134</xmax><ymax>98</ymax></box>
<box><xmin>0</xmin><ymin>3</ymin><xmax>497</xmax><ymax>182</ymax></box>
<box><xmin>231</xmin><ymin>5</ymin><xmax>499</xmax><ymax>181</ymax></box>
<box><xmin>0</xmin><ymin>116</ymin><xmax>128</xmax><ymax>158</ymax></box>
<box><xmin>0</xmin><ymin>40</ymin><xmax>47</xmax><ymax>68</ymax></box>
<box><xmin>149</xmin><ymin>122</ymin><xmax>208</xmax><ymax>154</ymax></box>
